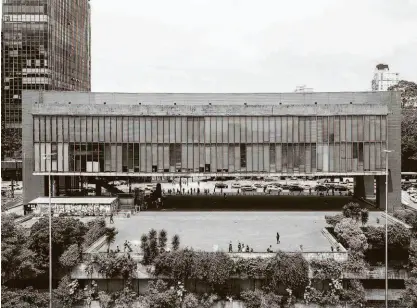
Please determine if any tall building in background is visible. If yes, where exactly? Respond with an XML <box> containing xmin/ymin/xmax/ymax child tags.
<box><xmin>1</xmin><ymin>0</ymin><xmax>91</xmax><ymax>159</ymax></box>
<box><xmin>294</xmin><ymin>85</ymin><xmax>313</xmax><ymax>93</ymax></box>
<box><xmin>371</xmin><ymin>64</ymin><xmax>399</xmax><ymax>91</ymax></box>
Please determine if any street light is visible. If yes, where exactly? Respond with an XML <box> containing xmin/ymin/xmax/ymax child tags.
<box><xmin>382</xmin><ymin>149</ymin><xmax>393</xmax><ymax>308</ymax></box>
<box><xmin>43</xmin><ymin>153</ymin><xmax>56</xmax><ymax>308</ymax></box>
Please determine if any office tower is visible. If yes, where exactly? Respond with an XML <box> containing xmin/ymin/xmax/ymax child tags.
<box><xmin>1</xmin><ymin>0</ymin><xmax>91</xmax><ymax>159</ymax></box>
<box><xmin>371</xmin><ymin>64</ymin><xmax>399</xmax><ymax>91</ymax></box>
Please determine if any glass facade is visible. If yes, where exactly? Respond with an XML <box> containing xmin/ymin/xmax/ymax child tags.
<box><xmin>33</xmin><ymin>115</ymin><xmax>387</xmax><ymax>174</ymax></box>
<box><xmin>1</xmin><ymin>0</ymin><xmax>91</xmax><ymax>130</ymax></box>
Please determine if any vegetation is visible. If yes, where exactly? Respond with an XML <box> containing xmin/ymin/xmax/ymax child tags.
<box><xmin>393</xmin><ymin>209</ymin><xmax>417</xmax><ymax>230</ymax></box>
<box><xmin>83</xmin><ymin>218</ymin><xmax>108</xmax><ymax>248</ymax></box>
<box><xmin>140</xmin><ymin>229</ymin><xmax>180</xmax><ymax>265</ymax></box>
<box><xmin>241</xmin><ymin>290</ymin><xmax>283</xmax><ymax>308</ymax></box>
<box><xmin>85</xmin><ymin>252</ymin><xmax>137</xmax><ymax>280</ymax></box>
<box><xmin>1</xmin><ymin>215</ymin><xmax>41</xmax><ymax>284</ymax></box>
<box><xmin>105</xmin><ymin>227</ymin><xmax>118</xmax><ymax>253</ymax></box>
<box><xmin>389</xmin><ymin>80</ymin><xmax>417</xmax><ymax>171</ymax></box>
<box><xmin>1</xmin><ymin>286</ymin><xmax>49</xmax><ymax>308</ymax></box>
<box><xmin>53</xmin><ymin>275</ymin><xmax>84</xmax><ymax>308</ymax></box>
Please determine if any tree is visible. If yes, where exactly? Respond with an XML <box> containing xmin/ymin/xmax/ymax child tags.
<box><xmin>264</xmin><ymin>251</ymin><xmax>309</xmax><ymax>297</ymax></box>
<box><xmin>98</xmin><ymin>291</ymin><xmax>112</xmax><ymax>308</ymax></box>
<box><xmin>401</xmin><ymin>239</ymin><xmax>417</xmax><ymax>307</ymax></box>
<box><xmin>1</xmin><ymin>287</ymin><xmax>49</xmax><ymax>308</ymax></box>
<box><xmin>334</xmin><ymin>218</ymin><xmax>368</xmax><ymax>254</ymax></box>
<box><xmin>59</xmin><ymin>243</ymin><xmax>82</xmax><ymax>270</ymax></box>
<box><xmin>389</xmin><ymin>80</ymin><xmax>417</xmax><ymax>171</ymax></box>
<box><xmin>104</xmin><ymin>227</ymin><xmax>118</xmax><ymax>253</ymax></box>
<box><xmin>114</xmin><ymin>287</ymin><xmax>137</xmax><ymax>308</ymax></box>
<box><xmin>158</xmin><ymin>229</ymin><xmax>168</xmax><ymax>253</ymax></box>
<box><xmin>28</xmin><ymin>217</ymin><xmax>87</xmax><ymax>273</ymax></box>
<box><xmin>1</xmin><ymin>214</ymin><xmax>41</xmax><ymax>284</ymax></box>
<box><xmin>140</xmin><ymin>234</ymin><xmax>151</xmax><ymax>265</ymax></box>
<box><xmin>53</xmin><ymin>276</ymin><xmax>83</xmax><ymax>308</ymax></box>
<box><xmin>360</xmin><ymin>208</ymin><xmax>369</xmax><ymax>226</ymax></box>
<box><xmin>172</xmin><ymin>234</ymin><xmax>180</xmax><ymax>251</ymax></box>
<box><xmin>342</xmin><ymin>202</ymin><xmax>362</xmax><ymax>221</ymax></box>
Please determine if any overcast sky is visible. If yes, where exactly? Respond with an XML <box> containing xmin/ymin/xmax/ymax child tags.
<box><xmin>91</xmin><ymin>0</ymin><xmax>417</xmax><ymax>93</ymax></box>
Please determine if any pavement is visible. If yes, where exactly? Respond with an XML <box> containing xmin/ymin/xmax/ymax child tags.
<box><xmin>99</xmin><ymin>211</ymin><xmax>386</xmax><ymax>254</ymax></box>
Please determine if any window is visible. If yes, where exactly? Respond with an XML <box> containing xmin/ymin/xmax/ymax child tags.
<box><xmin>240</xmin><ymin>144</ymin><xmax>247</xmax><ymax>168</ymax></box>
<box><xmin>353</xmin><ymin>143</ymin><xmax>358</xmax><ymax>159</ymax></box>
<box><xmin>358</xmin><ymin>143</ymin><xmax>364</xmax><ymax>162</ymax></box>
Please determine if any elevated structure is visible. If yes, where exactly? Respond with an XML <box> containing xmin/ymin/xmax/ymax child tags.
<box><xmin>22</xmin><ymin>91</ymin><xmax>402</xmax><ymax>211</ymax></box>
<box><xmin>371</xmin><ymin>64</ymin><xmax>399</xmax><ymax>91</ymax></box>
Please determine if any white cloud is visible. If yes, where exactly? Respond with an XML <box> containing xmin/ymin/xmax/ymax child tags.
<box><xmin>91</xmin><ymin>0</ymin><xmax>417</xmax><ymax>92</ymax></box>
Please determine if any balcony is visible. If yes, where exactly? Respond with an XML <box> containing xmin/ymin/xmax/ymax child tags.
<box><xmin>344</xmin><ymin>266</ymin><xmax>410</xmax><ymax>279</ymax></box>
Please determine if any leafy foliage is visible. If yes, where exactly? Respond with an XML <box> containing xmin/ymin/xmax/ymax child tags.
<box><xmin>53</xmin><ymin>275</ymin><xmax>83</xmax><ymax>308</ymax></box>
<box><xmin>342</xmin><ymin>202</ymin><xmax>362</xmax><ymax>221</ymax></box>
<box><xmin>263</xmin><ymin>251</ymin><xmax>309</xmax><ymax>297</ymax></box>
<box><xmin>334</xmin><ymin>218</ymin><xmax>368</xmax><ymax>254</ymax></box>
<box><xmin>140</xmin><ymin>229</ymin><xmax>180</xmax><ymax>265</ymax></box>
<box><xmin>113</xmin><ymin>287</ymin><xmax>137</xmax><ymax>308</ymax></box>
<box><xmin>158</xmin><ymin>229</ymin><xmax>168</xmax><ymax>252</ymax></box>
<box><xmin>105</xmin><ymin>227</ymin><xmax>118</xmax><ymax>253</ymax></box>
<box><xmin>241</xmin><ymin>289</ymin><xmax>282</xmax><ymax>308</ymax></box>
<box><xmin>140</xmin><ymin>279</ymin><xmax>180</xmax><ymax>308</ymax></box>
<box><xmin>83</xmin><ymin>218</ymin><xmax>107</xmax><ymax>248</ymax></box>
<box><xmin>324</xmin><ymin>214</ymin><xmax>344</xmax><ymax>227</ymax></box>
<box><xmin>363</xmin><ymin>223</ymin><xmax>411</xmax><ymax>249</ymax></box>
<box><xmin>389</xmin><ymin>80</ymin><xmax>417</xmax><ymax>170</ymax></box>
<box><xmin>172</xmin><ymin>234</ymin><xmax>180</xmax><ymax>251</ymax></box>
<box><xmin>393</xmin><ymin>209</ymin><xmax>417</xmax><ymax>230</ymax></box>
<box><xmin>1</xmin><ymin>287</ymin><xmax>49</xmax><ymax>308</ymax></box>
<box><xmin>87</xmin><ymin>252</ymin><xmax>137</xmax><ymax>280</ymax></box>
<box><xmin>401</xmin><ymin>277</ymin><xmax>417</xmax><ymax>308</ymax></box>
<box><xmin>59</xmin><ymin>243</ymin><xmax>82</xmax><ymax>270</ymax></box>
<box><xmin>28</xmin><ymin>217</ymin><xmax>87</xmax><ymax>273</ymax></box>
<box><xmin>310</xmin><ymin>259</ymin><xmax>343</xmax><ymax>280</ymax></box>
<box><xmin>1</xmin><ymin>214</ymin><xmax>41</xmax><ymax>283</ymax></box>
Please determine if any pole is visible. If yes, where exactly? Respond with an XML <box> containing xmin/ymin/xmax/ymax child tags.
<box><xmin>49</xmin><ymin>169</ymin><xmax>52</xmax><ymax>308</ymax></box>
<box><xmin>385</xmin><ymin>152</ymin><xmax>389</xmax><ymax>308</ymax></box>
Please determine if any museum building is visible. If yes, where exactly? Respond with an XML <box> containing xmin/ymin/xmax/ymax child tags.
<box><xmin>22</xmin><ymin>91</ymin><xmax>401</xmax><ymax>211</ymax></box>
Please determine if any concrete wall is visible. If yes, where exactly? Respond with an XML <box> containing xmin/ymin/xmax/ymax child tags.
<box><xmin>22</xmin><ymin>91</ymin><xmax>44</xmax><ymax>204</ymax></box>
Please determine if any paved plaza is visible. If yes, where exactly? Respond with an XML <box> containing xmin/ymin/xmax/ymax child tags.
<box><xmin>99</xmin><ymin>211</ymin><xmax>386</xmax><ymax>253</ymax></box>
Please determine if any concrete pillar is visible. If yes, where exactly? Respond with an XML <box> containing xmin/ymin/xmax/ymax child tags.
<box><xmin>376</xmin><ymin>175</ymin><xmax>386</xmax><ymax>210</ymax></box>
<box><xmin>96</xmin><ymin>183</ymin><xmax>102</xmax><ymax>196</ymax></box>
<box><xmin>353</xmin><ymin>176</ymin><xmax>365</xmax><ymax>198</ymax></box>
<box><xmin>364</xmin><ymin>175</ymin><xmax>374</xmax><ymax>198</ymax></box>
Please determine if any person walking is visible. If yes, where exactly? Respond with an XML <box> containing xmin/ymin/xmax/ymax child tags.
<box><xmin>238</xmin><ymin>242</ymin><xmax>242</xmax><ymax>252</ymax></box>
<box><xmin>229</xmin><ymin>241</ymin><xmax>233</xmax><ymax>253</ymax></box>
<box><xmin>109</xmin><ymin>212</ymin><xmax>114</xmax><ymax>224</ymax></box>
<box><xmin>276</xmin><ymin>232</ymin><xmax>280</xmax><ymax>244</ymax></box>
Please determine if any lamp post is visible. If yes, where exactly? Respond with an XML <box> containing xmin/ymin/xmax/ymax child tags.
<box><xmin>43</xmin><ymin>153</ymin><xmax>56</xmax><ymax>308</ymax></box>
<box><xmin>382</xmin><ymin>149</ymin><xmax>393</xmax><ymax>308</ymax></box>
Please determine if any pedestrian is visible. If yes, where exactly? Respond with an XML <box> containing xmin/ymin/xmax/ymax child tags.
<box><xmin>269</xmin><ymin>245</ymin><xmax>273</xmax><ymax>252</ymax></box>
<box><xmin>263</xmin><ymin>186</ymin><xmax>266</xmax><ymax>193</ymax></box>
<box><xmin>110</xmin><ymin>212</ymin><xmax>114</xmax><ymax>224</ymax></box>
<box><xmin>229</xmin><ymin>241</ymin><xmax>233</xmax><ymax>253</ymax></box>
<box><xmin>224</xmin><ymin>192</ymin><xmax>226</xmax><ymax>199</ymax></box>
<box><xmin>116</xmin><ymin>246</ymin><xmax>120</xmax><ymax>253</ymax></box>
<box><xmin>331</xmin><ymin>246</ymin><xmax>334</xmax><ymax>252</ymax></box>
<box><xmin>309</xmin><ymin>187</ymin><xmax>312</xmax><ymax>195</ymax></box>
<box><xmin>124</xmin><ymin>240</ymin><xmax>128</xmax><ymax>252</ymax></box>
<box><xmin>245</xmin><ymin>245</ymin><xmax>250</xmax><ymax>252</ymax></box>
<box><xmin>238</xmin><ymin>242</ymin><xmax>241</xmax><ymax>252</ymax></box>
<box><xmin>250</xmin><ymin>248</ymin><xmax>254</xmax><ymax>252</ymax></box>
<box><xmin>276</xmin><ymin>232</ymin><xmax>280</xmax><ymax>244</ymax></box>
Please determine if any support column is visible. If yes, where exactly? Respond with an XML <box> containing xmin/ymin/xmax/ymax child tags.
<box><xmin>376</xmin><ymin>175</ymin><xmax>386</xmax><ymax>210</ymax></box>
<box><xmin>364</xmin><ymin>175</ymin><xmax>374</xmax><ymax>199</ymax></box>
<box><xmin>96</xmin><ymin>183</ymin><xmax>102</xmax><ymax>196</ymax></box>
<box><xmin>353</xmin><ymin>176</ymin><xmax>365</xmax><ymax>198</ymax></box>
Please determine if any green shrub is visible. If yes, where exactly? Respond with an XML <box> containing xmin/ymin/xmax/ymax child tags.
<box><xmin>310</xmin><ymin>259</ymin><xmax>343</xmax><ymax>280</ymax></box>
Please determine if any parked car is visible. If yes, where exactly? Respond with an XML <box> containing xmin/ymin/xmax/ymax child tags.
<box><xmin>334</xmin><ymin>185</ymin><xmax>348</xmax><ymax>191</ymax></box>
<box><xmin>241</xmin><ymin>185</ymin><xmax>257</xmax><ymax>192</ymax></box>
<box><xmin>407</xmin><ymin>187</ymin><xmax>417</xmax><ymax>195</ymax></box>
<box><xmin>215</xmin><ymin>183</ymin><xmax>228</xmax><ymax>189</ymax></box>
<box><xmin>281</xmin><ymin>184</ymin><xmax>291</xmax><ymax>190</ymax></box>
<box><xmin>289</xmin><ymin>185</ymin><xmax>304</xmax><ymax>192</ymax></box>
<box><xmin>314</xmin><ymin>185</ymin><xmax>328</xmax><ymax>192</ymax></box>
<box><xmin>410</xmin><ymin>194</ymin><xmax>417</xmax><ymax>203</ymax></box>
<box><xmin>231</xmin><ymin>182</ymin><xmax>241</xmax><ymax>189</ymax></box>
<box><xmin>253</xmin><ymin>183</ymin><xmax>263</xmax><ymax>188</ymax></box>
<box><xmin>266</xmin><ymin>185</ymin><xmax>283</xmax><ymax>193</ymax></box>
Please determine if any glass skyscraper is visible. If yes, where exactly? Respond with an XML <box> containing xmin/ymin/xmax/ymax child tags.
<box><xmin>1</xmin><ymin>0</ymin><xmax>91</xmax><ymax>158</ymax></box>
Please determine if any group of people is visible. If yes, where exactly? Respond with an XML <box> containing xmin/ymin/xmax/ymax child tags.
<box><xmin>229</xmin><ymin>241</ymin><xmax>254</xmax><ymax>253</ymax></box>
<box><xmin>228</xmin><ymin>232</ymin><xmax>281</xmax><ymax>253</ymax></box>
<box><xmin>114</xmin><ymin>240</ymin><xmax>133</xmax><ymax>253</ymax></box>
